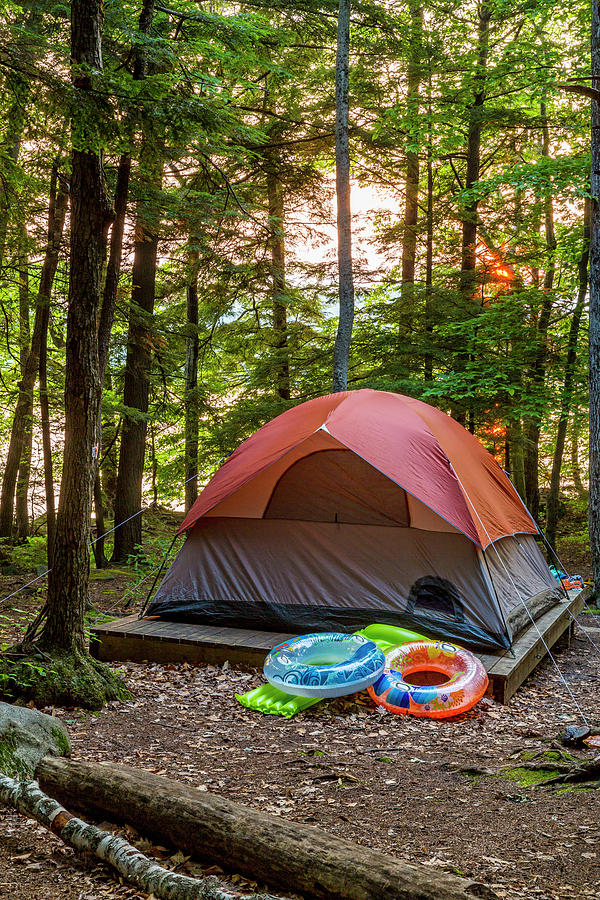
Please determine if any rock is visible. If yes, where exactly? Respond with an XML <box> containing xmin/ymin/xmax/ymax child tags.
<box><xmin>560</xmin><ymin>724</ymin><xmax>591</xmax><ymax>747</ymax></box>
<box><xmin>0</xmin><ymin>701</ymin><xmax>70</xmax><ymax>778</ymax></box>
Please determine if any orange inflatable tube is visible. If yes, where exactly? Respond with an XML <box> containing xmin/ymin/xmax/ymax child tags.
<box><xmin>367</xmin><ymin>640</ymin><xmax>488</xmax><ymax>718</ymax></box>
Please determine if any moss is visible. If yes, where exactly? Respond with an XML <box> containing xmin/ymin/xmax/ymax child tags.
<box><xmin>503</xmin><ymin>766</ymin><xmax>561</xmax><ymax>787</ymax></box>
<box><xmin>0</xmin><ymin>732</ymin><xmax>30</xmax><ymax>779</ymax></box>
<box><xmin>88</xmin><ymin>567</ymin><xmax>131</xmax><ymax>582</ymax></box>
<box><xmin>0</xmin><ymin>650</ymin><xmax>132</xmax><ymax>710</ymax></box>
<box><xmin>51</xmin><ymin>725</ymin><xmax>71</xmax><ymax>757</ymax></box>
<box><xmin>521</xmin><ymin>749</ymin><xmax>576</xmax><ymax>764</ymax></box>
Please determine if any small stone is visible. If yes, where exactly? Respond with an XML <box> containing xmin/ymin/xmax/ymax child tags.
<box><xmin>560</xmin><ymin>725</ymin><xmax>591</xmax><ymax>747</ymax></box>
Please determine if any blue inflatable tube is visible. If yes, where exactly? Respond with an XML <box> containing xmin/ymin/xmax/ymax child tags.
<box><xmin>263</xmin><ymin>633</ymin><xmax>386</xmax><ymax>698</ymax></box>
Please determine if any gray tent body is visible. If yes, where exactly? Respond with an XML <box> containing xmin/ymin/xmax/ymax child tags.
<box><xmin>148</xmin><ymin>449</ymin><xmax>561</xmax><ymax>651</ymax></box>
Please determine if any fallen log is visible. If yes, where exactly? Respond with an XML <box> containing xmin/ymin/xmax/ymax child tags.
<box><xmin>0</xmin><ymin>772</ymin><xmax>286</xmax><ymax>900</ymax></box>
<box><xmin>37</xmin><ymin>757</ymin><xmax>496</xmax><ymax>900</ymax></box>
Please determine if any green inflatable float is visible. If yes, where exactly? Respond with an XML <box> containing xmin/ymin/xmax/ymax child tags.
<box><xmin>236</xmin><ymin>623</ymin><xmax>427</xmax><ymax>718</ymax></box>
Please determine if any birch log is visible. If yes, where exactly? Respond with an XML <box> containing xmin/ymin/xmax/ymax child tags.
<box><xmin>0</xmin><ymin>773</ymin><xmax>287</xmax><ymax>900</ymax></box>
<box><xmin>37</xmin><ymin>757</ymin><xmax>496</xmax><ymax>900</ymax></box>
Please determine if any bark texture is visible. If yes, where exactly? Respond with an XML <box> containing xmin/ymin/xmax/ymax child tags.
<box><xmin>546</xmin><ymin>199</ymin><xmax>590</xmax><ymax>549</ymax></box>
<box><xmin>37</xmin><ymin>758</ymin><xmax>496</xmax><ymax>900</ymax></box>
<box><xmin>507</xmin><ymin>419</ymin><xmax>526</xmax><ymax>503</ymax></box>
<box><xmin>0</xmin><ymin>167</ymin><xmax>68</xmax><ymax>539</ymax></box>
<box><xmin>589</xmin><ymin>6</ymin><xmax>600</xmax><ymax>591</ymax></box>
<box><xmin>523</xmin><ymin>101</ymin><xmax>557</xmax><ymax>522</ymax></box>
<box><xmin>459</xmin><ymin>2</ymin><xmax>490</xmax><ymax>301</ymax></box>
<box><xmin>41</xmin><ymin>0</ymin><xmax>112</xmax><ymax>652</ymax></box>
<box><xmin>184</xmin><ymin>248</ymin><xmax>200</xmax><ymax>512</ymax></box>
<box><xmin>332</xmin><ymin>0</ymin><xmax>355</xmax><ymax>393</ymax></box>
<box><xmin>400</xmin><ymin>0</ymin><xmax>422</xmax><ymax>326</ymax></box>
<box><xmin>267</xmin><ymin>165</ymin><xmax>290</xmax><ymax>401</ymax></box>
<box><xmin>95</xmin><ymin>0</ymin><xmax>156</xmax><ymax>566</ymax></box>
<box><xmin>0</xmin><ymin>773</ymin><xmax>283</xmax><ymax>900</ymax></box>
<box><xmin>16</xmin><ymin>228</ymin><xmax>31</xmax><ymax>540</ymax></box>
<box><xmin>112</xmin><ymin>133</ymin><xmax>163</xmax><ymax>563</ymax></box>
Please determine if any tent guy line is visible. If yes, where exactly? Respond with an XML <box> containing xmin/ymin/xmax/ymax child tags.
<box><xmin>0</xmin><ymin>469</ymin><xmax>205</xmax><ymax>611</ymax></box>
<box><xmin>450</xmin><ymin>467</ymin><xmax>591</xmax><ymax>727</ymax></box>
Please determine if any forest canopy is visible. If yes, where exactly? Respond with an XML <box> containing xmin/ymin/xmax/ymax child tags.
<box><xmin>0</xmin><ymin>0</ymin><xmax>593</xmax><ymax>566</ymax></box>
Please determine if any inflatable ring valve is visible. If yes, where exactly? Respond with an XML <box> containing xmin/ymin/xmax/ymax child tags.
<box><xmin>368</xmin><ymin>640</ymin><xmax>488</xmax><ymax>718</ymax></box>
<box><xmin>264</xmin><ymin>633</ymin><xmax>385</xmax><ymax>698</ymax></box>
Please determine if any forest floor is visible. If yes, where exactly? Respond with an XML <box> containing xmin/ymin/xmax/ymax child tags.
<box><xmin>0</xmin><ymin>527</ymin><xmax>599</xmax><ymax>900</ymax></box>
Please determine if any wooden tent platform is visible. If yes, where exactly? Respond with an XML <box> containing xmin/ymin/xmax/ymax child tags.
<box><xmin>90</xmin><ymin>589</ymin><xmax>586</xmax><ymax>704</ymax></box>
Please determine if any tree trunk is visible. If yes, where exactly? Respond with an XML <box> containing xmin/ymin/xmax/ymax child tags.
<box><xmin>546</xmin><ymin>198</ymin><xmax>590</xmax><ymax>550</ymax></box>
<box><xmin>94</xmin><ymin>0</ymin><xmax>156</xmax><ymax>567</ymax></box>
<box><xmin>17</xmin><ymin>224</ymin><xmax>30</xmax><ymax>372</ymax></box>
<box><xmin>184</xmin><ymin>248</ymin><xmax>200</xmax><ymax>513</ymax></box>
<box><xmin>112</xmin><ymin>138</ymin><xmax>163</xmax><ymax>563</ymax></box>
<box><xmin>459</xmin><ymin>2</ymin><xmax>490</xmax><ymax>302</ymax></box>
<box><xmin>97</xmin><ymin>0</ymin><xmax>155</xmax><ymax>380</ymax></box>
<box><xmin>39</xmin><ymin>260</ymin><xmax>57</xmax><ymax>566</ymax></box>
<box><xmin>507</xmin><ymin>419</ymin><xmax>526</xmax><ymax>503</ymax></box>
<box><xmin>93</xmin><ymin>156</ymin><xmax>133</xmax><ymax>569</ymax></box>
<box><xmin>150</xmin><ymin>422</ymin><xmax>158</xmax><ymax>507</ymax></box>
<box><xmin>400</xmin><ymin>0</ymin><xmax>422</xmax><ymax>333</ymax></box>
<box><xmin>0</xmin><ymin>166</ymin><xmax>68</xmax><ymax>539</ymax></box>
<box><xmin>452</xmin><ymin>2</ymin><xmax>490</xmax><ymax>427</ymax></box>
<box><xmin>37</xmin><ymin>758</ymin><xmax>495</xmax><ymax>900</ymax></box>
<box><xmin>267</xmin><ymin>166</ymin><xmax>291</xmax><ymax>401</ymax></box>
<box><xmin>101</xmin><ymin>402</ymin><xmax>120</xmax><ymax>514</ymax></box>
<box><xmin>589</xmin><ymin>6</ymin><xmax>600</xmax><ymax>592</ymax></box>
<box><xmin>0</xmin><ymin>74</ymin><xmax>28</xmax><ymax>281</ymax></box>
<box><xmin>571</xmin><ymin>412</ymin><xmax>587</xmax><ymax>500</ymax></box>
<box><xmin>15</xmin><ymin>224</ymin><xmax>31</xmax><ymax>541</ymax></box>
<box><xmin>15</xmin><ymin>430</ymin><xmax>32</xmax><ymax>542</ymax></box>
<box><xmin>0</xmin><ymin>773</ymin><xmax>275</xmax><ymax>900</ymax></box>
<box><xmin>40</xmin><ymin>0</ymin><xmax>113</xmax><ymax>653</ymax></box>
<box><xmin>523</xmin><ymin>100</ymin><xmax>557</xmax><ymax>522</ymax></box>
<box><xmin>424</xmin><ymin>83</ymin><xmax>434</xmax><ymax>383</ymax></box>
<box><xmin>332</xmin><ymin>0</ymin><xmax>354</xmax><ymax>393</ymax></box>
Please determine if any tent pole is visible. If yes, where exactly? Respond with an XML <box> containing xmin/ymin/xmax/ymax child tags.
<box><xmin>138</xmin><ymin>533</ymin><xmax>180</xmax><ymax>618</ymax></box>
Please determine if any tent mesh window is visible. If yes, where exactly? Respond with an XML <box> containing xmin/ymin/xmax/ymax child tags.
<box><xmin>407</xmin><ymin>576</ymin><xmax>465</xmax><ymax>625</ymax></box>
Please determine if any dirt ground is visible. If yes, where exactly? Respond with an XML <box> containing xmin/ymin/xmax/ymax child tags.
<box><xmin>1</xmin><ymin>577</ymin><xmax>600</xmax><ymax>900</ymax></box>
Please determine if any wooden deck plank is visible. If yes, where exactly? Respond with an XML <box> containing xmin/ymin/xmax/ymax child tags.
<box><xmin>484</xmin><ymin>591</ymin><xmax>585</xmax><ymax>703</ymax></box>
<box><xmin>90</xmin><ymin>591</ymin><xmax>586</xmax><ymax>702</ymax></box>
<box><xmin>475</xmin><ymin>652</ymin><xmax>504</xmax><ymax>674</ymax></box>
<box><xmin>95</xmin><ymin>614</ymin><xmax>140</xmax><ymax>633</ymax></box>
<box><xmin>238</xmin><ymin>632</ymin><xmax>296</xmax><ymax>649</ymax></box>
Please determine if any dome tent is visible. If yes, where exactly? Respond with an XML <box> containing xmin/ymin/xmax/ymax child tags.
<box><xmin>147</xmin><ymin>390</ymin><xmax>562</xmax><ymax>651</ymax></box>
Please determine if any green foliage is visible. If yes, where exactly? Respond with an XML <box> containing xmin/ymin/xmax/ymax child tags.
<box><xmin>0</xmin><ymin>0</ymin><xmax>594</xmax><ymax>578</ymax></box>
<box><xmin>5</xmin><ymin>537</ymin><xmax>48</xmax><ymax>573</ymax></box>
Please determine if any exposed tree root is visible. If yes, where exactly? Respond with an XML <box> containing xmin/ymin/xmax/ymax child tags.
<box><xmin>535</xmin><ymin>755</ymin><xmax>600</xmax><ymax>787</ymax></box>
<box><xmin>0</xmin><ymin>647</ymin><xmax>131</xmax><ymax>709</ymax></box>
<box><xmin>0</xmin><ymin>773</ymin><xmax>288</xmax><ymax>900</ymax></box>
